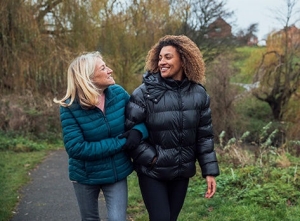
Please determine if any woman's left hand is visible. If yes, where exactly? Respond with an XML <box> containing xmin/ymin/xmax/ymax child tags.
<box><xmin>119</xmin><ymin>129</ymin><xmax>142</xmax><ymax>150</ymax></box>
<box><xmin>204</xmin><ymin>176</ymin><xmax>216</xmax><ymax>198</ymax></box>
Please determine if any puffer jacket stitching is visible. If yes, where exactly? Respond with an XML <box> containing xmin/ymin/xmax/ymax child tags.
<box><xmin>126</xmin><ymin>72</ymin><xmax>219</xmax><ymax>180</ymax></box>
<box><xmin>61</xmin><ymin>84</ymin><xmax>133</xmax><ymax>185</ymax></box>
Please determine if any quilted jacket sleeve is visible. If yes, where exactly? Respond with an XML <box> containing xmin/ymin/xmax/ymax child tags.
<box><xmin>125</xmin><ymin>86</ymin><xmax>157</xmax><ymax>163</ymax></box>
<box><xmin>132</xmin><ymin>123</ymin><xmax>148</xmax><ymax>140</ymax></box>
<box><xmin>196</xmin><ymin>92</ymin><xmax>220</xmax><ymax>178</ymax></box>
<box><xmin>60</xmin><ymin>106</ymin><xmax>126</xmax><ymax>161</ymax></box>
<box><xmin>125</xmin><ymin>87</ymin><xmax>147</xmax><ymax>129</ymax></box>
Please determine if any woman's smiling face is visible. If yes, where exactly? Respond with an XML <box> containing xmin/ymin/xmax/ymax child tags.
<box><xmin>158</xmin><ymin>45</ymin><xmax>183</xmax><ymax>81</ymax></box>
<box><xmin>92</xmin><ymin>58</ymin><xmax>115</xmax><ymax>89</ymax></box>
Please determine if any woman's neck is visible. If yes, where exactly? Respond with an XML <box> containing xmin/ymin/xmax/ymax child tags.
<box><xmin>96</xmin><ymin>93</ymin><xmax>105</xmax><ymax>112</ymax></box>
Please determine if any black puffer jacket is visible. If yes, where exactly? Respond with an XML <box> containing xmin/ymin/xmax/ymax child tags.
<box><xmin>125</xmin><ymin>72</ymin><xmax>219</xmax><ymax>180</ymax></box>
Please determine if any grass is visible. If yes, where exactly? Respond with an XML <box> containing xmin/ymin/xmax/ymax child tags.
<box><xmin>1</xmin><ymin>121</ymin><xmax>300</xmax><ymax>221</ymax></box>
<box><xmin>232</xmin><ymin>46</ymin><xmax>265</xmax><ymax>83</ymax></box>
<box><xmin>1</xmin><ymin>137</ymin><xmax>300</xmax><ymax>221</ymax></box>
<box><xmin>127</xmin><ymin>161</ymin><xmax>300</xmax><ymax>221</ymax></box>
<box><xmin>1</xmin><ymin>45</ymin><xmax>299</xmax><ymax>220</ymax></box>
<box><xmin>0</xmin><ymin>132</ymin><xmax>62</xmax><ymax>221</ymax></box>
<box><xmin>127</xmin><ymin>119</ymin><xmax>300</xmax><ymax>221</ymax></box>
<box><xmin>0</xmin><ymin>150</ymin><xmax>49</xmax><ymax>221</ymax></box>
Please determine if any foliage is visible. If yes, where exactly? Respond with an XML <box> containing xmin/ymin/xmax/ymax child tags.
<box><xmin>251</xmin><ymin>1</ymin><xmax>300</xmax><ymax>120</ymax></box>
<box><xmin>0</xmin><ymin>0</ymin><xmax>235</xmax><ymax>96</ymax></box>
<box><xmin>1</xmin><ymin>122</ymin><xmax>300</xmax><ymax>221</ymax></box>
<box><xmin>235</xmin><ymin>95</ymin><xmax>271</xmax><ymax>119</ymax></box>
<box><xmin>235</xmin><ymin>23</ymin><xmax>259</xmax><ymax>46</ymax></box>
<box><xmin>218</xmin><ymin>121</ymin><xmax>292</xmax><ymax>166</ymax></box>
<box><xmin>0</xmin><ymin>131</ymin><xmax>61</xmax><ymax>152</ymax></box>
<box><xmin>171</xmin><ymin>0</ymin><xmax>236</xmax><ymax>63</ymax></box>
<box><xmin>127</xmin><ymin>156</ymin><xmax>300</xmax><ymax>221</ymax></box>
<box><xmin>282</xmin><ymin>93</ymin><xmax>300</xmax><ymax>142</ymax></box>
<box><xmin>0</xmin><ymin>132</ymin><xmax>61</xmax><ymax>220</ymax></box>
<box><xmin>228</xmin><ymin>50</ymin><xmax>299</xmax><ymax>146</ymax></box>
<box><xmin>0</xmin><ymin>150</ymin><xmax>48</xmax><ymax>221</ymax></box>
<box><xmin>218</xmin><ymin>164</ymin><xmax>300</xmax><ymax>205</ymax></box>
<box><xmin>0</xmin><ymin>0</ymin><xmax>78</xmax><ymax>95</ymax></box>
<box><xmin>127</xmin><ymin>173</ymin><xmax>148</xmax><ymax>221</ymax></box>
<box><xmin>98</xmin><ymin>0</ymin><xmax>179</xmax><ymax>93</ymax></box>
<box><xmin>206</xmin><ymin>53</ymin><xmax>240</xmax><ymax>140</ymax></box>
<box><xmin>0</xmin><ymin>94</ymin><xmax>62</xmax><ymax>142</ymax></box>
<box><xmin>126</xmin><ymin>121</ymin><xmax>300</xmax><ymax>220</ymax></box>
<box><xmin>1</xmin><ymin>44</ymin><xmax>298</xmax><ymax>154</ymax></box>
<box><xmin>0</xmin><ymin>0</ymin><xmax>299</xmax><ymax>218</ymax></box>
<box><xmin>233</xmin><ymin>47</ymin><xmax>265</xmax><ymax>83</ymax></box>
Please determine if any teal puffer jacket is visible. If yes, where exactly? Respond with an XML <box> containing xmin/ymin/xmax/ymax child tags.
<box><xmin>60</xmin><ymin>84</ymin><xmax>148</xmax><ymax>185</ymax></box>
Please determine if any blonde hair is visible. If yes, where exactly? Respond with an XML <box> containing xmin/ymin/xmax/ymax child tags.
<box><xmin>53</xmin><ymin>51</ymin><xmax>102</xmax><ymax>108</ymax></box>
<box><xmin>145</xmin><ymin>35</ymin><xmax>206</xmax><ymax>84</ymax></box>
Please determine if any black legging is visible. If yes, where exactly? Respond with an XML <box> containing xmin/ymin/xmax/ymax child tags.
<box><xmin>138</xmin><ymin>174</ymin><xmax>189</xmax><ymax>221</ymax></box>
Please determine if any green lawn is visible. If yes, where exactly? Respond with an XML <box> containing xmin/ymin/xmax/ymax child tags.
<box><xmin>0</xmin><ymin>150</ymin><xmax>49</xmax><ymax>221</ymax></box>
<box><xmin>1</xmin><ymin>146</ymin><xmax>300</xmax><ymax>221</ymax></box>
<box><xmin>127</xmin><ymin>155</ymin><xmax>300</xmax><ymax>221</ymax></box>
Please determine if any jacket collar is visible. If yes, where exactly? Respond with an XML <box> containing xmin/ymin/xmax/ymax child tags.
<box><xmin>143</xmin><ymin>72</ymin><xmax>190</xmax><ymax>103</ymax></box>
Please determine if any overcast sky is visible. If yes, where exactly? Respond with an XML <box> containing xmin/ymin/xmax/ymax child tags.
<box><xmin>226</xmin><ymin>0</ymin><xmax>300</xmax><ymax>42</ymax></box>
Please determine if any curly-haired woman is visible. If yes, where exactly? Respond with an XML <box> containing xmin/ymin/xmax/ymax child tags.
<box><xmin>125</xmin><ymin>35</ymin><xmax>220</xmax><ymax>221</ymax></box>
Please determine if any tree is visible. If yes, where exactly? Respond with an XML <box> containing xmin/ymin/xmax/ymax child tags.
<box><xmin>0</xmin><ymin>0</ymin><xmax>103</xmax><ymax>95</ymax></box>
<box><xmin>206</xmin><ymin>53</ymin><xmax>240</xmax><ymax>140</ymax></box>
<box><xmin>0</xmin><ymin>0</ymin><xmax>236</xmax><ymax>96</ymax></box>
<box><xmin>0</xmin><ymin>0</ymin><xmax>183</xmax><ymax>95</ymax></box>
<box><xmin>97</xmin><ymin>0</ymin><xmax>181</xmax><ymax>92</ymax></box>
<box><xmin>252</xmin><ymin>0</ymin><xmax>300</xmax><ymax>120</ymax></box>
<box><xmin>170</xmin><ymin>0</ymin><xmax>235</xmax><ymax>62</ymax></box>
<box><xmin>235</xmin><ymin>23</ymin><xmax>259</xmax><ymax>46</ymax></box>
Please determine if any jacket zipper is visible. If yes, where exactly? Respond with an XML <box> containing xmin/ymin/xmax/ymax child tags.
<box><xmin>97</xmin><ymin>108</ymin><xmax>118</xmax><ymax>181</ymax></box>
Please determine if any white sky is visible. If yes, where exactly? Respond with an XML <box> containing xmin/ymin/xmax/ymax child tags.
<box><xmin>226</xmin><ymin>0</ymin><xmax>300</xmax><ymax>42</ymax></box>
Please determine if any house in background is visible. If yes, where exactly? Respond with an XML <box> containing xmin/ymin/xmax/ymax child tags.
<box><xmin>206</xmin><ymin>17</ymin><xmax>259</xmax><ymax>46</ymax></box>
<box><xmin>267</xmin><ymin>25</ymin><xmax>300</xmax><ymax>48</ymax></box>
<box><xmin>207</xmin><ymin>17</ymin><xmax>232</xmax><ymax>39</ymax></box>
<box><xmin>247</xmin><ymin>35</ymin><xmax>258</xmax><ymax>46</ymax></box>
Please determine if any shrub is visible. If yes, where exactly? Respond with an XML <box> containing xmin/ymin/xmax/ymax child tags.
<box><xmin>0</xmin><ymin>93</ymin><xmax>61</xmax><ymax>141</ymax></box>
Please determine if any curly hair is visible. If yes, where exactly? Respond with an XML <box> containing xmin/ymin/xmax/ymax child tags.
<box><xmin>145</xmin><ymin>35</ymin><xmax>206</xmax><ymax>84</ymax></box>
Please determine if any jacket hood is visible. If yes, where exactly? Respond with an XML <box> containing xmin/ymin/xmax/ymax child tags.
<box><xmin>142</xmin><ymin>72</ymin><xmax>192</xmax><ymax>103</ymax></box>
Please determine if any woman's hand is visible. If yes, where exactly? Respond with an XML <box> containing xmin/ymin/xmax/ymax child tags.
<box><xmin>119</xmin><ymin>129</ymin><xmax>142</xmax><ymax>150</ymax></box>
<box><xmin>204</xmin><ymin>176</ymin><xmax>216</xmax><ymax>198</ymax></box>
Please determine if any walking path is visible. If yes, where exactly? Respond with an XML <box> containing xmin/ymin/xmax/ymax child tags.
<box><xmin>11</xmin><ymin>149</ymin><xmax>108</xmax><ymax>221</ymax></box>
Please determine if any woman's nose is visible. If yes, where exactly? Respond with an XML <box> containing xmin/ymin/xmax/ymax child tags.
<box><xmin>159</xmin><ymin>58</ymin><xmax>166</xmax><ymax>65</ymax></box>
<box><xmin>107</xmin><ymin>67</ymin><xmax>113</xmax><ymax>73</ymax></box>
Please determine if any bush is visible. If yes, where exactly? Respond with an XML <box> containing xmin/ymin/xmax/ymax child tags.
<box><xmin>0</xmin><ymin>131</ymin><xmax>61</xmax><ymax>152</ymax></box>
<box><xmin>0</xmin><ymin>93</ymin><xmax>61</xmax><ymax>141</ymax></box>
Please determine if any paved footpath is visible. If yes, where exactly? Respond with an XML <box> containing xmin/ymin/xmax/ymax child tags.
<box><xmin>11</xmin><ymin>149</ymin><xmax>108</xmax><ymax>221</ymax></box>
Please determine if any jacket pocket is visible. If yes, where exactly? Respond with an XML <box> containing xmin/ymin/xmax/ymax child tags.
<box><xmin>130</xmin><ymin>141</ymin><xmax>157</xmax><ymax>166</ymax></box>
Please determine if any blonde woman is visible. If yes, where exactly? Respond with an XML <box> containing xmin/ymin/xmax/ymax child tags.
<box><xmin>54</xmin><ymin>51</ymin><xmax>148</xmax><ymax>221</ymax></box>
<box><xmin>125</xmin><ymin>35</ymin><xmax>219</xmax><ymax>221</ymax></box>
